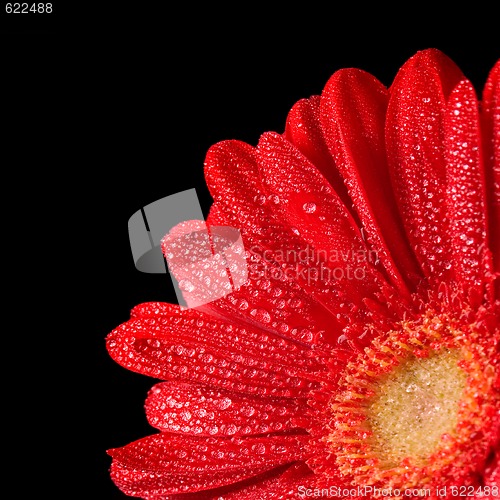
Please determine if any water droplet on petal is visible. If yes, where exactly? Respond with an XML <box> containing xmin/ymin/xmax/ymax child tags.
<box><xmin>252</xmin><ymin>443</ymin><xmax>266</xmax><ymax>454</ymax></box>
<box><xmin>254</xmin><ymin>194</ymin><xmax>267</xmax><ymax>205</ymax></box>
<box><xmin>237</xmin><ymin>299</ymin><xmax>249</xmax><ymax>310</ymax></box>
<box><xmin>179</xmin><ymin>279</ymin><xmax>195</xmax><ymax>292</ymax></box>
<box><xmin>303</xmin><ymin>202</ymin><xmax>317</xmax><ymax>213</ymax></box>
<box><xmin>216</xmin><ymin>397</ymin><xmax>232</xmax><ymax>410</ymax></box>
<box><xmin>224</xmin><ymin>424</ymin><xmax>238</xmax><ymax>435</ymax></box>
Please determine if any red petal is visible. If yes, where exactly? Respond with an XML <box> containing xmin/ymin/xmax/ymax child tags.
<box><xmin>221</xmin><ymin>462</ymin><xmax>315</xmax><ymax>499</ymax></box>
<box><xmin>109</xmin><ymin>457</ymin><xmax>273</xmax><ymax>498</ymax></box>
<box><xmin>130</xmin><ymin>301</ymin><xmax>179</xmax><ymax>318</ymax></box>
<box><xmin>320</xmin><ymin>68</ymin><xmax>422</xmax><ymax>293</ymax></box>
<box><xmin>110</xmin><ymin>460</ymin><xmax>263</xmax><ymax>498</ymax></box>
<box><xmin>112</xmin><ymin>462</ymin><xmax>312</xmax><ymax>500</ymax></box>
<box><xmin>108</xmin><ymin>433</ymin><xmax>309</xmax><ymax>496</ymax></box>
<box><xmin>145</xmin><ymin>381</ymin><xmax>308</xmax><ymax>436</ymax></box>
<box><xmin>257</xmin><ymin>132</ymin><xmax>362</xmax><ymax>260</ymax></box>
<box><xmin>386</xmin><ymin>48</ymin><xmax>466</xmax><ymax>280</ymax></box>
<box><xmin>482</xmin><ymin>59</ymin><xmax>500</xmax><ymax>299</ymax></box>
<box><xmin>204</xmin><ymin>139</ymin><xmax>263</xmax><ymax>221</ymax></box>
<box><xmin>204</xmin><ymin>139</ymin><xmax>319</xmax><ymax>266</ymax></box>
<box><xmin>444</xmin><ymin>79</ymin><xmax>492</xmax><ymax>300</ymax></box>
<box><xmin>203</xmin><ymin>140</ymin><xmax>350</xmax><ymax>346</ymax></box>
<box><xmin>257</xmin><ymin>131</ymin><xmax>381</xmax><ymax>306</ymax></box>
<box><xmin>106</xmin><ymin>304</ymin><xmax>325</xmax><ymax>398</ymax></box>
<box><xmin>284</xmin><ymin>95</ymin><xmax>351</xmax><ymax>207</ymax></box>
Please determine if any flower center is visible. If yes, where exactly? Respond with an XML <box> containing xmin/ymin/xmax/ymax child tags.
<box><xmin>365</xmin><ymin>349</ymin><xmax>466</xmax><ymax>468</ymax></box>
<box><xmin>324</xmin><ymin>311</ymin><xmax>499</xmax><ymax>489</ymax></box>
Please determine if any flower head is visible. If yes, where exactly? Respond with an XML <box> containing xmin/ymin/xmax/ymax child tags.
<box><xmin>106</xmin><ymin>49</ymin><xmax>500</xmax><ymax>499</ymax></box>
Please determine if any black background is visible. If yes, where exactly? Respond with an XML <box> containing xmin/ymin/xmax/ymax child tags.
<box><xmin>2</xmin><ymin>5</ymin><xmax>499</xmax><ymax>498</ymax></box>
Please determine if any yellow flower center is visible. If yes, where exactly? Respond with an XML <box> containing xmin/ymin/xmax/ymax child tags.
<box><xmin>366</xmin><ymin>349</ymin><xmax>466</xmax><ymax>468</ymax></box>
<box><xmin>325</xmin><ymin>311</ymin><xmax>498</xmax><ymax>490</ymax></box>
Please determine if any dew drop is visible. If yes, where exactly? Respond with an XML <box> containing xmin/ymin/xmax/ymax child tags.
<box><xmin>250</xmin><ymin>308</ymin><xmax>271</xmax><ymax>324</ymax></box>
<box><xmin>252</xmin><ymin>443</ymin><xmax>266</xmax><ymax>454</ymax></box>
<box><xmin>303</xmin><ymin>202</ymin><xmax>317</xmax><ymax>214</ymax></box>
<box><xmin>254</xmin><ymin>194</ymin><xmax>267</xmax><ymax>205</ymax></box>
<box><xmin>241</xmin><ymin>406</ymin><xmax>255</xmax><ymax>417</ymax></box>
<box><xmin>258</xmin><ymin>279</ymin><xmax>271</xmax><ymax>290</ymax></box>
<box><xmin>277</xmin><ymin>322</ymin><xmax>290</xmax><ymax>333</ymax></box>
<box><xmin>180</xmin><ymin>410</ymin><xmax>192</xmax><ymax>421</ymax></box>
<box><xmin>237</xmin><ymin>299</ymin><xmax>249</xmax><ymax>311</ymax></box>
<box><xmin>216</xmin><ymin>397</ymin><xmax>232</xmax><ymax>410</ymax></box>
<box><xmin>179</xmin><ymin>280</ymin><xmax>195</xmax><ymax>292</ymax></box>
<box><xmin>224</xmin><ymin>424</ymin><xmax>238</xmax><ymax>435</ymax></box>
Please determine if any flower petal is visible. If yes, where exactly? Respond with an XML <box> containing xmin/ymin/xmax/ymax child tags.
<box><xmin>130</xmin><ymin>301</ymin><xmax>181</xmax><ymax>318</ymax></box>
<box><xmin>204</xmin><ymin>139</ymin><xmax>265</xmax><ymax>224</ymax></box>
<box><xmin>482</xmin><ymin>59</ymin><xmax>500</xmax><ymax>299</ymax></box>
<box><xmin>444</xmin><ymin>79</ymin><xmax>492</xmax><ymax>301</ymax></box>
<box><xmin>145</xmin><ymin>381</ymin><xmax>308</xmax><ymax>436</ymax></box>
<box><xmin>257</xmin><ymin>131</ymin><xmax>382</xmax><ymax>308</ymax></box>
<box><xmin>320</xmin><ymin>68</ymin><xmax>422</xmax><ymax>294</ymax></box>
<box><xmin>284</xmin><ymin>95</ymin><xmax>351</xmax><ymax>208</ymax></box>
<box><xmin>106</xmin><ymin>303</ymin><xmax>325</xmax><ymax>398</ymax></box>
<box><xmin>110</xmin><ymin>461</ymin><xmax>270</xmax><ymax>499</ymax></box>
<box><xmin>386</xmin><ymin>48</ymin><xmax>465</xmax><ymax>280</ymax></box>
<box><xmin>220</xmin><ymin>462</ymin><xmax>315</xmax><ymax>499</ymax></box>
<box><xmin>111</xmin><ymin>462</ymin><xmax>313</xmax><ymax>499</ymax></box>
<box><xmin>203</xmin><ymin>139</ymin><xmax>352</xmax><ymax>346</ymax></box>
<box><xmin>108</xmin><ymin>433</ymin><xmax>309</xmax><ymax>496</ymax></box>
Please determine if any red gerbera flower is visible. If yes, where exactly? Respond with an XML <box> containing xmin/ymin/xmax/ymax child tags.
<box><xmin>106</xmin><ymin>49</ymin><xmax>500</xmax><ymax>499</ymax></box>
